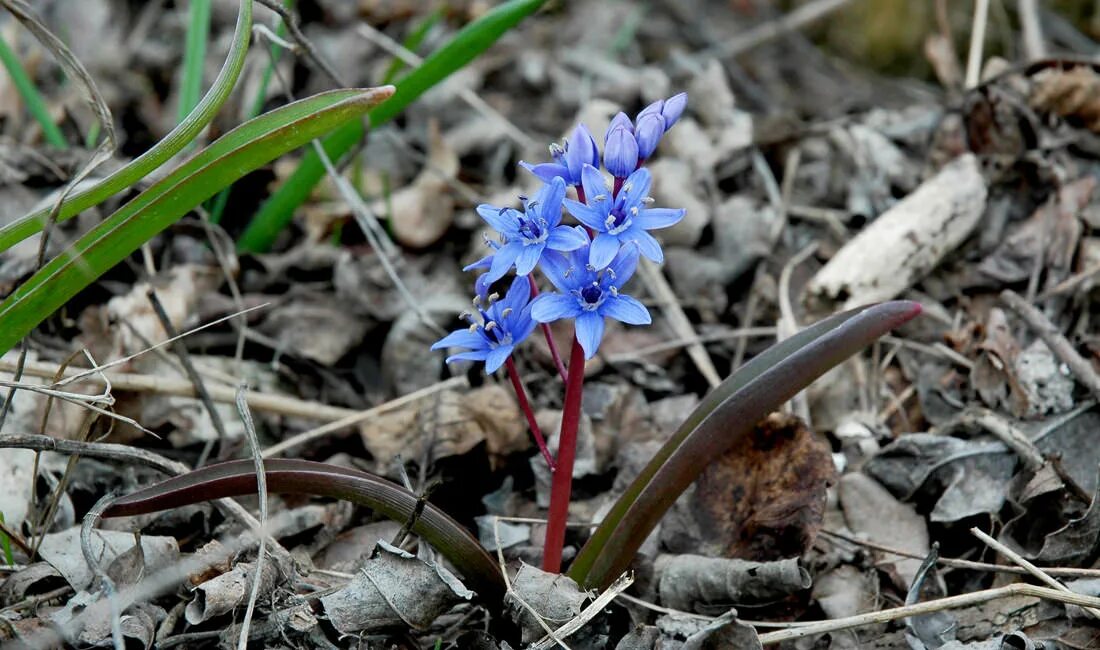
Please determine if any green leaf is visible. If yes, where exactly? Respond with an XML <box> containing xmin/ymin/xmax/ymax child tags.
<box><xmin>179</xmin><ymin>0</ymin><xmax>213</xmax><ymax>123</ymax></box>
<box><xmin>0</xmin><ymin>32</ymin><xmax>67</xmax><ymax>149</ymax></box>
<box><xmin>569</xmin><ymin>301</ymin><xmax>923</xmax><ymax>590</ymax></box>
<box><xmin>103</xmin><ymin>459</ymin><xmax>505</xmax><ymax>602</ymax></box>
<box><xmin>0</xmin><ymin>0</ymin><xmax>253</xmax><ymax>256</ymax></box>
<box><xmin>236</xmin><ymin>0</ymin><xmax>547</xmax><ymax>253</ymax></box>
<box><xmin>0</xmin><ymin>87</ymin><xmax>394</xmax><ymax>356</ymax></box>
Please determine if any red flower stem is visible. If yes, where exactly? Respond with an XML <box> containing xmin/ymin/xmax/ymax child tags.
<box><xmin>505</xmin><ymin>358</ymin><xmax>555</xmax><ymax>471</ymax></box>
<box><xmin>612</xmin><ymin>176</ymin><xmax>624</xmax><ymax>198</ymax></box>
<box><xmin>528</xmin><ymin>274</ymin><xmax>568</xmax><ymax>383</ymax></box>
<box><xmin>542</xmin><ymin>336</ymin><xmax>586</xmax><ymax>573</ymax></box>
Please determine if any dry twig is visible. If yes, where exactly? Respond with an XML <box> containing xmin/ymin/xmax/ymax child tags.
<box><xmin>1000</xmin><ymin>289</ymin><xmax>1100</xmax><ymax>402</ymax></box>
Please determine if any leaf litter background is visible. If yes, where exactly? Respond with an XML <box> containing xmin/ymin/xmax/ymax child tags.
<box><xmin>3</xmin><ymin>0</ymin><xmax>1100</xmax><ymax>648</ymax></box>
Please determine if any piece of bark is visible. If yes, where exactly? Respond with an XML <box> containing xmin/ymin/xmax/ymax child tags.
<box><xmin>805</xmin><ymin>154</ymin><xmax>986</xmax><ymax>311</ymax></box>
<box><xmin>655</xmin><ymin>554</ymin><xmax>809</xmax><ymax>611</ymax></box>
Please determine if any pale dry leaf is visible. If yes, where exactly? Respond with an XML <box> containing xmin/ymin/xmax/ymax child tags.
<box><xmin>320</xmin><ymin>540</ymin><xmax>474</xmax><ymax>634</ymax></box>
<box><xmin>838</xmin><ymin>472</ymin><xmax>929</xmax><ymax>591</ymax></box>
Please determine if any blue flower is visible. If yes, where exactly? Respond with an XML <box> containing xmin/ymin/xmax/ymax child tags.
<box><xmin>530</xmin><ymin>244</ymin><xmax>651</xmax><ymax>359</ymax></box>
<box><xmin>431</xmin><ymin>276</ymin><xmax>538</xmax><ymax>373</ymax></box>
<box><xmin>638</xmin><ymin>92</ymin><xmax>688</xmax><ymax>130</ymax></box>
<box><xmin>635</xmin><ymin>92</ymin><xmax>687</xmax><ymax>160</ymax></box>
<box><xmin>563</xmin><ymin>164</ymin><xmax>686</xmax><ymax>269</ymax></box>
<box><xmin>474</xmin><ymin>176</ymin><xmax>588</xmax><ymax>283</ymax></box>
<box><xmin>603</xmin><ymin>112</ymin><xmax>639</xmax><ymax>178</ymax></box>
<box><xmin>519</xmin><ymin>124</ymin><xmax>600</xmax><ymax>187</ymax></box>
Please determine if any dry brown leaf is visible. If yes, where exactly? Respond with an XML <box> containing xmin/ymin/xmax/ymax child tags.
<box><xmin>358</xmin><ymin>385</ymin><xmax>525</xmax><ymax>474</ymax></box>
<box><xmin>1030</xmin><ymin>63</ymin><xmax>1100</xmax><ymax>133</ymax></box>
<box><xmin>678</xmin><ymin>412</ymin><xmax>836</xmax><ymax>561</ymax></box>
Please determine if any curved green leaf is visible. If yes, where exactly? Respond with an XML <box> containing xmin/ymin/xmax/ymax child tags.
<box><xmin>236</xmin><ymin>0</ymin><xmax>547</xmax><ymax>253</ymax></box>
<box><xmin>569</xmin><ymin>301</ymin><xmax>923</xmax><ymax>589</ymax></box>
<box><xmin>102</xmin><ymin>459</ymin><xmax>505</xmax><ymax>602</ymax></box>
<box><xmin>0</xmin><ymin>87</ymin><xmax>394</xmax><ymax>355</ymax></box>
<box><xmin>0</xmin><ymin>0</ymin><xmax>252</xmax><ymax>255</ymax></box>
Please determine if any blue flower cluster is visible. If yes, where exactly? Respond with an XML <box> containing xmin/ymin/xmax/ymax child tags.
<box><xmin>433</xmin><ymin>94</ymin><xmax>688</xmax><ymax>367</ymax></box>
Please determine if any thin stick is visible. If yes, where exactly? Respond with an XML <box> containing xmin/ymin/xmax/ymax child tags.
<box><xmin>530</xmin><ymin>573</ymin><xmax>634</xmax><ymax>650</ymax></box>
<box><xmin>355</xmin><ymin>22</ymin><xmax>537</xmax><ymax>151</ymax></box>
<box><xmin>777</xmin><ymin>242</ymin><xmax>818</xmax><ymax>421</ymax></box>
<box><xmin>147</xmin><ymin>288</ymin><xmax>230</xmax><ymax>447</ymax></box>
<box><xmin>965</xmin><ymin>0</ymin><xmax>991</xmax><ymax>89</ymax></box>
<box><xmin>820</xmin><ymin>528</ymin><xmax>1100</xmax><ymax>578</ymax></box>
<box><xmin>969</xmin><ymin>527</ymin><xmax>1100</xmax><ymax>619</ymax></box>
<box><xmin>235</xmin><ymin>386</ymin><xmax>267</xmax><ymax>650</ymax></box>
<box><xmin>261</xmin><ymin>376</ymin><xmax>467</xmax><ymax>457</ymax></box>
<box><xmin>80</xmin><ymin>495</ymin><xmax>125</xmax><ymax>650</ymax></box>
<box><xmin>606</xmin><ymin>326</ymin><xmax>777</xmax><ymax>363</ymax></box>
<box><xmin>638</xmin><ymin>260</ymin><xmax>722</xmax><ymax>388</ymax></box>
<box><xmin>505</xmin><ymin>359</ymin><xmax>555</xmax><ymax>470</ymax></box>
<box><xmin>707</xmin><ymin>0</ymin><xmax>854</xmax><ymax>60</ymax></box>
<box><xmin>2</xmin><ymin>357</ymin><xmax>358</xmax><ymax>422</ymax></box>
<box><xmin>492</xmin><ymin>517</ymin><xmax>570</xmax><ymax>649</ymax></box>
<box><xmin>1000</xmin><ymin>289</ymin><xmax>1100</xmax><ymax>403</ymax></box>
<box><xmin>1018</xmin><ymin>0</ymin><xmax>1046</xmax><ymax>61</ymax></box>
<box><xmin>757</xmin><ymin>583</ymin><xmax>1100</xmax><ymax>644</ymax></box>
<box><xmin>253</xmin><ymin>0</ymin><xmax>345</xmax><ymax>87</ymax></box>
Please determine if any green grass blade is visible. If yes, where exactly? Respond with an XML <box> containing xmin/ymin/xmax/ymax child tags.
<box><xmin>0</xmin><ymin>0</ymin><xmax>253</xmax><ymax>256</ymax></box>
<box><xmin>236</xmin><ymin>0</ymin><xmax>546</xmax><ymax>253</ymax></box>
<box><xmin>179</xmin><ymin>0</ymin><xmax>213</xmax><ymax>123</ymax></box>
<box><xmin>0</xmin><ymin>87</ymin><xmax>395</xmax><ymax>355</ymax></box>
<box><xmin>380</xmin><ymin>6</ymin><xmax>444</xmax><ymax>85</ymax></box>
<box><xmin>208</xmin><ymin>0</ymin><xmax>294</xmax><ymax>225</ymax></box>
<box><xmin>0</xmin><ymin>512</ymin><xmax>12</xmax><ymax>566</ymax></box>
<box><xmin>569</xmin><ymin>302</ymin><xmax>922</xmax><ymax>589</ymax></box>
<box><xmin>0</xmin><ymin>32</ymin><xmax>67</xmax><ymax>148</ymax></box>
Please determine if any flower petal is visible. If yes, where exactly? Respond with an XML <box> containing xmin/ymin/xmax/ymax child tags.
<box><xmin>661</xmin><ymin>92</ymin><xmax>688</xmax><ymax>129</ymax></box>
<box><xmin>476</xmin><ymin>204</ymin><xmax>518</xmax><ymax>235</ymax></box>
<box><xmin>575</xmin><ymin>311</ymin><xmax>605</xmax><ymax>359</ymax></box>
<box><xmin>605</xmin><ymin>111</ymin><xmax>634</xmax><ymax>138</ymax></box>
<box><xmin>502</xmin><ymin>274</ymin><xmax>531</xmax><ymax>311</ymax></box>
<box><xmin>485</xmin><ymin>345</ymin><xmax>513</xmax><ymax>373</ymax></box>
<box><xmin>604</xmin><ymin>126</ymin><xmax>639</xmax><ymax>178</ymax></box>
<box><xmin>474</xmin><ymin>272</ymin><xmax>493</xmax><ymax>299</ymax></box>
<box><xmin>535</xmin><ymin>176</ymin><xmax>567</xmax><ymax>227</ymax></box>
<box><xmin>515</xmin><ymin>242</ymin><xmax>544</xmax><ymax>276</ymax></box>
<box><xmin>537</xmin><ymin>250</ymin><xmax>575</xmax><ymax>293</ymax></box>
<box><xmin>601</xmin><ymin>294</ymin><xmax>651</xmax><ymax>325</ymax></box>
<box><xmin>619</xmin><ymin>167</ymin><xmax>652</xmax><ymax>208</ymax></box>
<box><xmin>634</xmin><ymin>114</ymin><xmax>664</xmax><ymax>160</ymax></box>
<box><xmin>637</xmin><ymin>99</ymin><xmax>663</xmax><ymax>120</ymax></box>
<box><xmin>531</xmin><ymin>292</ymin><xmax>582</xmax><ymax>323</ymax></box>
<box><xmin>463</xmin><ymin>254</ymin><xmax>494</xmax><ymax>272</ymax></box>
<box><xmin>519</xmin><ymin>161</ymin><xmax>570</xmax><ymax>184</ymax></box>
<box><xmin>608</xmin><ymin>242</ymin><xmax>640</xmax><ymax>286</ymax></box>
<box><xmin>565</xmin><ymin>124</ymin><xmax>599</xmax><ymax>181</ymax></box>
<box><xmin>511</xmin><ymin>307</ymin><xmax>538</xmax><ymax>343</ymax></box>
<box><xmin>546</xmin><ymin>225</ymin><xmax>588</xmax><ymax>251</ymax></box>
<box><xmin>633</xmin><ymin>207</ymin><xmax>685</xmax><ymax>230</ymax></box>
<box><xmin>431</xmin><ymin>329</ymin><xmax>484</xmax><ymax>351</ymax></box>
<box><xmin>564</xmin><ymin>198</ymin><xmax>608</xmax><ymax>232</ymax></box>
<box><xmin>447</xmin><ymin>349</ymin><xmax>490</xmax><ymax>363</ymax></box>
<box><xmin>487</xmin><ymin>241</ymin><xmax>522</xmax><ymax>282</ymax></box>
<box><xmin>580</xmin><ymin>164</ymin><xmax>610</xmax><ymax>206</ymax></box>
<box><xmin>630</xmin><ymin>229</ymin><xmax>664</xmax><ymax>264</ymax></box>
<box><xmin>588</xmin><ymin>233</ymin><xmax>621</xmax><ymax>270</ymax></box>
